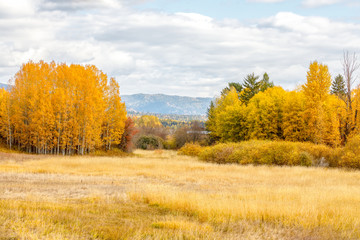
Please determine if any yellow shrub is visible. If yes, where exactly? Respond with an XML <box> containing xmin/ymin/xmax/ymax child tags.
<box><xmin>177</xmin><ymin>143</ymin><xmax>203</xmax><ymax>157</ymax></box>
<box><xmin>338</xmin><ymin>135</ymin><xmax>360</xmax><ymax>169</ymax></box>
<box><xmin>200</xmin><ymin>140</ymin><xmax>331</xmax><ymax>167</ymax></box>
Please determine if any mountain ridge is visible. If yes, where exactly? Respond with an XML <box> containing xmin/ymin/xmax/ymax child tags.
<box><xmin>122</xmin><ymin>93</ymin><xmax>212</xmax><ymax>116</ymax></box>
<box><xmin>0</xmin><ymin>83</ymin><xmax>212</xmax><ymax>116</ymax></box>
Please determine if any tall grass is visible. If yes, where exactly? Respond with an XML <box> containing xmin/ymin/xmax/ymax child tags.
<box><xmin>0</xmin><ymin>150</ymin><xmax>359</xmax><ymax>239</ymax></box>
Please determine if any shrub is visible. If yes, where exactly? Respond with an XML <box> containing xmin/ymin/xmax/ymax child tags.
<box><xmin>199</xmin><ymin>140</ymin><xmax>333</xmax><ymax>167</ymax></box>
<box><xmin>199</xmin><ymin>143</ymin><xmax>238</xmax><ymax>164</ymax></box>
<box><xmin>338</xmin><ymin>135</ymin><xmax>360</xmax><ymax>169</ymax></box>
<box><xmin>296</xmin><ymin>142</ymin><xmax>333</xmax><ymax>166</ymax></box>
<box><xmin>298</xmin><ymin>151</ymin><xmax>313</xmax><ymax>167</ymax></box>
<box><xmin>135</xmin><ymin>135</ymin><xmax>163</xmax><ymax>150</ymax></box>
<box><xmin>163</xmin><ymin>136</ymin><xmax>177</xmax><ymax>150</ymax></box>
<box><xmin>178</xmin><ymin>143</ymin><xmax>203</xmax><ymax>157</ymax></box>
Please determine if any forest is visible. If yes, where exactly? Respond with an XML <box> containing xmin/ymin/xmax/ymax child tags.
<box><xmin>0</xmin><ymin>61</ymin><xmax>127</xmax><ymax>155</ymax></box>
<box><xmin>206</xmin><ymin>53</ymin><xmax>359</xmax><ymax>147</ymax></box>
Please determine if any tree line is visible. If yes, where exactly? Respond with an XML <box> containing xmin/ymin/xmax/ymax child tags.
<box><xmin>206</xmin><ymin>52</ymin><xmax>360</xmax><ymax>147</ymax></box>
<box><xmin>0</xmin><ymin>61</ymin><xmax>127</xmax><ymax>155</ymax></box>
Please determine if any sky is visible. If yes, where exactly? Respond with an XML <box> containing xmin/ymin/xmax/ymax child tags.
<box><xmin>0</xmin><ymin>0</ymin><xmax>359</xmax><ymax>97</ymax></box>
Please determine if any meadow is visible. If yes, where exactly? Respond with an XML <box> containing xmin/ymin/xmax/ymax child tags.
<box><xmin>0</xmin><ymin>150</ymin><xmax>359</xmax><ymax>239</ymax></box>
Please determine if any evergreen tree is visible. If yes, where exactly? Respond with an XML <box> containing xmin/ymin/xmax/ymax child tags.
<box><xmin>205</xmin><ymin>100</ymin><xmax>219</xmax><ymax>143</ymax></box>
<box><xmin>331</xmin><ymin>74</ymin><xmax>346</xmax><ymax>99</ymax></box>
<box><xmin>259</xmin><ymin>72</ymin><xmax>274</xmax><ymax>92</ymax></box>
<box><xmin>240</xmin><ymin>73</ymin><xmax>260</xmax><ymax>105</ymax></box>
<box><xmin>221</xmin><ymin>82</ymin><xmax>243</xmax><ymax>96</ymax></box>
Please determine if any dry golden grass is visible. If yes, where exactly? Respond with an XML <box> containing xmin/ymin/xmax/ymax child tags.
<box><xmin>0</xmin><ymin>149</ymin><xmax>359</xmax><ymax>239</ymax></box>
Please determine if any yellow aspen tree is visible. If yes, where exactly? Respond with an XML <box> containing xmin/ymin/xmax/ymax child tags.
<box><xmin>282</xmin><ymin>91</ymin><xmax>307</xmax><ymax>142</ymax></box>
<box><xmin>6</xmin><ymin>60</ymin><xmax>127</xmax><ymax>155</ymax></box>
<box><xmin>302</xmin><ymin>61</ymin><xmax>333</xmax><ymax>144</ymax></box>
<box><xmin>135</xmin><ymin>115</ymin><xmax>162</xmax><ymax>128</ymax></box>
<box><xmin>216</xmin><ymin>99</ymin><xmax>248</xmax><ymax>142</ymax></box>
<box><xmin>11</xmin><ymin>61</ymin><xmax>39</xmax><ymax>152</ymax></box>
<box><xmin>0</xmin><ymin>88</ymin><xmax>11</xmax><ymax>146</ymax></box>
<box><xmin>247</xmin><ymin>87</ymin><xmax>286</xmax><ymax>140</ymax></box>
<box><xmin>322</xmin><ymin>95</ymin><xmax>342</xmax><ymax>146</ymax></box>
<box><xmin>350</xmin><ymin>88</ymin><xmax>360</xmax><ymax>135</ymax></box>
<box><xmin>213</xmin><ymin>87</ymin><xmax>247</xmax><ymax>141</ymax></box>
<box><xmin>103</xmin><ymin>78</ymin><xmax>126</xmax><ymax>150</ymax></box>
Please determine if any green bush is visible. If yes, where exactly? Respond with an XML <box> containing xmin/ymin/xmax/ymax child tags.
<box><xmin>177</xmin><ymin>143</ymin><xmax>203</xmax><ymax>157</ymax></box>
<box><xmin>199</xmin><ymin>140</ymin><xmax>333</xmax><ymax>167</ymax></box>
<box><xmin>135</xmin><ymin>135</ymin><xmax>163</xmax><ymax>150</ymax></box>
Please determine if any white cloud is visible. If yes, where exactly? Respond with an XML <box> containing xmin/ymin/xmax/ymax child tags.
<box><xmin>0</xmin><ymin>2</ymin><xmax>359</xmax><ymax>97</ymax></box>
<box><xmin>302</xmin><ymin>0</ymin><xmax>343</xmax><ymax>8</ymax></box>
<box><xmin>247</xmin><ymin>0</ymin><xmax>285</xmax><ymax>2</ymax></box>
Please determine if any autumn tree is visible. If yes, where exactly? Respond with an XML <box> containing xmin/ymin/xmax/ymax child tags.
<box><xmin>0</xmin><ymin>88</ymin><xmax>11</xmax><ymax>147</ymax></box>
<box><xmin>302</xmin><ymin>61</ymin><xmax>340</xmax><ymax>145</ymax></box>
<box><xmin>118</xmin><ymin>117</ymin><xmax>138</xmax><ymax>152</ymax></box>
<box><xmin>133</xmin><ymin>115</ymin><xmax>169</xmax><ymax>146</ymax></box>
<box><xmin>282</xmin><ymin>91</ymin><xmax>307</xmax><ymax>142</ymax></box>
<box><xmin>212</xmin><ymin>87</ymin><xmax>248</xmax><ymax>142</ymax></box>
<box><xmin>135</xmin><ymin>115</ymin><xmax>162</xmax><ymax>128</ymax></box>
<box><xmin>221</xmin><ymin>82</ymin><xmax>243</xmax><ymax>95</ymax></box>
<box><xmin>1</xmin><ymin>61</ymin><xmax>127</xmax><ymax>155</ymax></box>
<box><xmin>247</xmin><ymin>87</ymin><xmax>286</xmax><ymax>140</ymax></box>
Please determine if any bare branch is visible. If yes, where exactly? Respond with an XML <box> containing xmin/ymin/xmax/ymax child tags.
<box><xmin>343</xmin><ymin>51</ymin><xmax>360</xmax><ymax>90</ymax></box>
<box><xmin>342</xmin><ymin>51</ymin><xmax>360</xmax><ymax>111</ymax></box>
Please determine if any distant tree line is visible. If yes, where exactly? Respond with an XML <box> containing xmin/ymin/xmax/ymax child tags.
<box><xmin>131</xmin><ymin>115</ymin><xmax>208</xmax><ymax>150</ymax></box>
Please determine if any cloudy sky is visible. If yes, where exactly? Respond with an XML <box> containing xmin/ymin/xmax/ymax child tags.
<box><xmin>0</xmin><ymin>0</ymin><xmax>359</xmax><ymax>97</ymax></box>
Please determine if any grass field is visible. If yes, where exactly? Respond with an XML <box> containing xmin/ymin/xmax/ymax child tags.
<box><xmin>0</xmin><ymin>150</ymin><xmax>359</xmax><ymax>239</ymax></box>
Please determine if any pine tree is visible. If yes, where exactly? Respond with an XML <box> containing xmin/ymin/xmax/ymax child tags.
<box><xmin>240</xmin><ymin>73</ymin><xmax>260</xmax><ymax>105</ymax></box>
<box><xmin>221</xmin><ymin>82</ymin><xmax>243</xmax><ymax>95</ymax></box>
<box><xmin>259</xmin><ymin>72</ymin><xmax>274</xmax><ymax>92</ymax></box>
<box><xmin>205</xmin><ymin>100</ymin><xmax>219</xmax><ymax>143</ymax></box>
<box><xmin>331</xmin><ymin>74</ymin><xmax>346</xmax><ymax>99</ymax></box>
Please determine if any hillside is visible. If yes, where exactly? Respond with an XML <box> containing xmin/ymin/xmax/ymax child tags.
<box><xmin>122</xmin><ymin>93</ymin><xmax>212</xmax><ymax>115</ymax></box>
<box><xmin>0</xmin><ymin>83</ymin><xmax>8</xmax><ymax>90</ymax></box>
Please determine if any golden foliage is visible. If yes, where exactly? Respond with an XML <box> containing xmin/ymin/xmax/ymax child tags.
<box><xmin>177</xmin><ymin>142</ymin><xmax>203</xmax><ymax>156</ymax></box>
<box><xmin>207</xmin><ymin>61</ymin><xmax>351</xmax><ymax>147</ymax></box>
<box><xmin>0</xmin><ymin>61</ymin><xmax>126</xmax><ymax>154</ymax></box>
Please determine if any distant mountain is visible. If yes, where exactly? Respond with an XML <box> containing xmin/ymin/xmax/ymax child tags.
<box><xmin>0</xmin><ymin>83</ymin><xmax>8</xmax><ymax>90</ymax></box>
<box><xmin>122</xmin><ymin>93</ymin><xmax>212</xmax><ymax>115</ymax></box>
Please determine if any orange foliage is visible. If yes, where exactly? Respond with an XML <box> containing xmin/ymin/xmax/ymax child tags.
<box><xmin>1</xmin><ymin>61</ymin><xmax>127</xmax><ymax>155</ymax></box>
